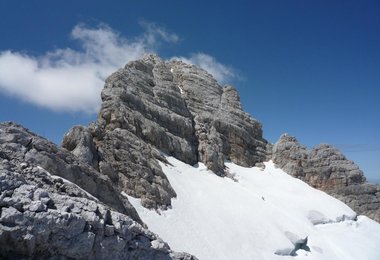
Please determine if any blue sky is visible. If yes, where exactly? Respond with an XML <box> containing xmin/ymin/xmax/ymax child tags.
<box><xmin>0</xmin><ymin>1</ymin><xmax>379</xmax><ymax>180</ymax></box>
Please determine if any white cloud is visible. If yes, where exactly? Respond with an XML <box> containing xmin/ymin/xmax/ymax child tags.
<box><xmin>0</xmin><ymin>23</ymin><xmax>179</xmax><ymax>113</ymax></box>
<box><xmin>0</xmin><ymin>50</ymin><xmax>103</xmax><ymax>113</ymax></box>
<box><xmin>171</xmin><ymin>53</ymin><xmax>238</xmax><ymax>84</ymax></box>
<box><xmin>0</xmin><ymin>23</ymin><xmax>236</xmax><ymax>113</ymax></box>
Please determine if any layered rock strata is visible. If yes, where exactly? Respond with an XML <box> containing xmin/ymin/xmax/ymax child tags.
<box><xmin>63</xmin><ymin>54</ymin><xmax>268</xmax><ymax>209</ymax></box>
<box><xmin>0</xmin><ymin>122</ymin><xmax>195</xmax><ymax>259</ymax></box>
<box><xmin>271</xmin><ymin>134</ymin><xmax>380</xmax><ymax>222</ymax></box>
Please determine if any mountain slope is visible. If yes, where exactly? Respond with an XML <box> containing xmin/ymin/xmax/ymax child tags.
<box><xmin>272</xmin><ymin>134</ymin><xmax>380</xmax><ymax>222</ymax></box>
<box><xmin>128</xmin><ymin>156</ymin><xmax>380</xmax><ymax>260</ymax></box>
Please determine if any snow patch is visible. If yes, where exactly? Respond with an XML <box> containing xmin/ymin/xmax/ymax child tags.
<box><xmin>178</xmin><ymin>86</ymin><xmax>184</xmax><ymax>94</ymax></box>
<box><xmin>128</xmin><ymin>157</ymin><xmax>380</xmax><ymax>260</ymax></box>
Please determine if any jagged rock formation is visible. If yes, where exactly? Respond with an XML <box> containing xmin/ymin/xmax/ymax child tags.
<box><xmin>169</xmin><ymin>60</ymin><xmax>268</xmax><ymax>173</ymax></box>
<box><xmin>0</xmin><ymin>122</ymin><xmax>195</xmax><ymax>259</ymax></box>
<box><xmin>271</xmin><ymin>134</ymin><xmax>380</xmax><ymax>222</ymax></box>
<box><xmin>63</xmin><ymin>54</ymin><xmax>268</xmax><ymax>209</ymax></box>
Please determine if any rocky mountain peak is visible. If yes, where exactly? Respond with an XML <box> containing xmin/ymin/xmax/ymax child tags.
<box><xmin>64</xmin><ymin>54</ymin><xmax>268</xmax><ymax>210</ymax></box>
<box><xmin>2</xmin><ymin>54</ymin><xmax>380</xmax><ymax>258</ymax></box>
<box><xmin>59</xmin><ymin>55</ymin><xmax>380</xmax><ymax>223</ymax></box>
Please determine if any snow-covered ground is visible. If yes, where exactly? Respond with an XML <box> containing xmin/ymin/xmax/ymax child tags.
<box><xmin>127</xmin><ymin>157</ymin><xmax>380</xmax><ymax>260</ymax></box>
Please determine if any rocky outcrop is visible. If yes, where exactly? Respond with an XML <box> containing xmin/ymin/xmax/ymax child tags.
<box><xmin>0</xmin><ymin>163</ymin><xmax>194</xmax><ymax>260</ymax></box>
<box><xmin>0</xmin><ymin>122</ymin><xmax>195</xmax><ymax>259</ymax></box>
<box><xmin>62</xmin><ymin>125</ymin><xmax>99</xmax><ymax>169</ymax></box>
<box><xmin>0</xmin><ymin>121</ymin><xmax>140</xmax><ymax>223</ymax></box>
<box><xmin>170</xmin><ymin>59</ymin><xmax>267</xmax><ymax>173</ymax></box>
<box><xmin>63</xmin><ymin>54</ymin><xmax>268</xmax><ymax>209</ymax></box>
<box><xmin>271</xmin><ymin>134</ymin><xmax>380</xmax><ymax>222</ymax></box>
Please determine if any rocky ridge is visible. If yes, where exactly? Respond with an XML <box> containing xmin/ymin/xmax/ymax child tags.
<box><xmin>0</xmin><ymin>122</ymin><xmax>195</xmax><ymax>259</ymax></box>
<box><xmin>271</xmin><ymin>134</ymin><xmax>380</xmax><ymax>222</ymax></box>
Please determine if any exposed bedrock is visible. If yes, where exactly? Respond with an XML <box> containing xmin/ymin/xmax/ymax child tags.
<box><xmin>0</xmin><ymin>122</ymin><xmax>140</xmax><ymax>223</ymax></box>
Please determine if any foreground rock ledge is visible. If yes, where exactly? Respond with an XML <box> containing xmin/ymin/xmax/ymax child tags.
<box><xmin>0</xmin><ymin>122</ymin><xmax>196</xmax><ymax>259</ymax></box>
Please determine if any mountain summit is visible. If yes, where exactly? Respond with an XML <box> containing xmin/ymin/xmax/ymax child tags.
<box><xmin>1</xmin><ymin>54</ymin><xmax>380</xmax><ymax>259</ymax></box>
<box><xmin>63</xmin><ymin>54</ymin><xmax>268</xmax><ymax>209</ymax></box>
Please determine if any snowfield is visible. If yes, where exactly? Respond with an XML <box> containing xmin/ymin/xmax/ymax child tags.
<box><xmin>127</xmin><ymin>157</ymin><xmax>380</xmax><ymax>260</ymax></box>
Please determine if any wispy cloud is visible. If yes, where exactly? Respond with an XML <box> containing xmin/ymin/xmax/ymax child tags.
<box><xmin>139</xmin><ymin>20</ymin><xmax>181</xmax><ymax>45</ymax></box>
<box><xmin>0</xmin><ymin>22</ymin><xmax>236</xmax><ymax>113</ymax></box>
<box><xmin>171</xmin><ymin>53</ymin><xmax>238</xmax><ymax>84</ymax></box>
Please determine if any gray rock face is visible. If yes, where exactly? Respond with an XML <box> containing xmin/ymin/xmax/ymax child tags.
<box><xmin>271</xmin><ymin>134</ymin><xmax>380</xmax><ymax>222</ymax></box>
<box><xmin>0</xmin><ymin>121</ymin><xmax>141</xmax><ymax>223</ymax></box>
<box><xmin>63</xmin><ymin>54</ymin><xmax>268</xmax><ymax>209</ymax></box>
<box><xmin>0</xmin><ymin>122</ymin><xmax>196</xmax><ymax>259</ymax></box>
<box><xmin>62</xmin><ymin>125</ymin><xmax>99</xmax><ymax>169</ymax></box>
<box><xmin>170</xmin><ymin>59</ymin><xmax>267</xmax><ymax>174</ymax></box>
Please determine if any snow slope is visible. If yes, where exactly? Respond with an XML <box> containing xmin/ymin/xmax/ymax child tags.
<box><xmin>127</xmin><ymin>157</ymin><xmax>380</xmax><ymax>260</ymax></box>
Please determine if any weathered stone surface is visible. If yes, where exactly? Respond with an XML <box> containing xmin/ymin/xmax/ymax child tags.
<box><xmin>0</xmin><ymin>121</ymin><xmax>141</xmax><ymax>223</ymax></box>
<box><xmin>64</xmin><ymin>54</ymin><xmax>268</xmax><ymax>209</ymax></box>
<box><xmin>99</xmin><ymin>56</ymin><xmax>197</xmax><ymax>165</ymax></box>
<box><xmin>271</xmin><ymin>134</ymin><xmax>380</xmax><ymax>222</ymax></box>
<box><xmin>0</xmin><ymin>122</ymin><xmax>196</xmax><ymax>259</ymax></box>
<box><xmin>62</xmin><ymin>125</ymin><xmax>99</xmax><ymax>169</ymax></box>
<box><xmin>170</xmin><ymin>59</ymin><xmax>267</xmax><ymax>174</ymax></box>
